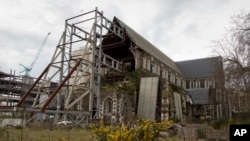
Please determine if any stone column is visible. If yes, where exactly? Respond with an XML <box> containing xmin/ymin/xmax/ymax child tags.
<box><xmin>129</xmin><ymin>46</ymin><xmax>142</xmax><ymax>69</ymax></box>
<box><xmin>119</xmin><ymin>93</ymin><xmax>124</xmax><ymax>125</ymax></box>
<box><xmin>112</xmin><ymin>91</ymin><xmax>118</xmax><ymax>124</ymax></box>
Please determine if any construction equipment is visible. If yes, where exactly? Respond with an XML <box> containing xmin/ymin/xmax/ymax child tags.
<box><xmin>19</xmin><ymin>32</ymin><xmax>51</xmax><ymax>76</ymax></box>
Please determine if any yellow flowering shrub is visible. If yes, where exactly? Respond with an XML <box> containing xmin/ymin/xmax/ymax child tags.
<box><xmin>59</xmin><ymin>137</ymin><xmax>68</xmax><ymax>141</ymax></box>
<box><xmin>91</xmin><ymin>119</ymin><xmax>173</xmax><ymax>141</ymax></box>
<box><xmin>91</xmin><ymin>120</ymin><xmax>112</xmax><ymax>141</ymax></box>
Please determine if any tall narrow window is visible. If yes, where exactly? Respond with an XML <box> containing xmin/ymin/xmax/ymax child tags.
<box><xmin>104</xmin><ymin>98</ymin><xmax>113</xmax><ymax>114</ymax></box>
<box><xmin>186</xmin><ymin>80</ymin><xmax>190</xmax><ymax>89</ymax></box>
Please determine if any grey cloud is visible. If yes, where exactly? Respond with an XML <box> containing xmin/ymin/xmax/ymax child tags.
<box><xmin>184</xmin><ymin>24</ymin><xmax>198</xmax><ymax>35</ymax></box>
<box><xmin>0</xmin><ymin>27</ymin><xmax>46</xmax><ymax>51</ymax></box>
<box><xmin>102</xmin><ymin>4</ymin><xmax>122</xmax><ymax>20</ymax></box>
<box><xmin>144</xmin><ymin>0</ymin><xmax>229</xmax><ymax>47</ymax></box>
<box><xmin>0</xmin><ymin>0</ymin><xmax>248</xmax><ymax>76</ymax></box>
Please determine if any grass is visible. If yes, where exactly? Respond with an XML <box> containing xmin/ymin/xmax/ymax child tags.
<box><xmin>158</xmin><ymin>136</ymin><xmax>183</xmax><ymax>141</ymax></box>
<box><xmin>0</xmin><ymin>127</ymin><xmax>187</xmax><ymax>141</ymax></box>
<box><xmin>0</xmin><ymin>127</ymin><xmax>93</xmax><ymax>141</ymax></box>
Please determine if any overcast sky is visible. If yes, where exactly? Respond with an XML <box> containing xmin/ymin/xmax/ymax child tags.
<box><xmin>0</xmin><ymin>0</ymin><xmax>249</xmax><ymax>77</ymax></box>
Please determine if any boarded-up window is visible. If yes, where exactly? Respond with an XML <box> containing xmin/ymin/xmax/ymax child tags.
<box><xmin>174</xmin><ymin>92</ymin><xmax>183</xmax><ymax>120</ymax></box>
<box><xmin>162</xmin><ymin>68</ymin><xmax>166</xmax><ymax>79</ymax></box>
<box><xmin>147</xmin><ymin>58</ymin><xmax>150</xmax><ymax>71</ymax></box>
<box><xmin>138</xmin><ymin>77</ymin><xmax>159</xmax><ymax>120</ymax></box>
<box><xmin>143</xmin><ymin>57</ymin><xmax>147</xmax><ymax>69</ymax></box>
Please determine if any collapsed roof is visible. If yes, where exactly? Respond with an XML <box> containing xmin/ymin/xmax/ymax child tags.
<box><xmin>113</xmin><ymin>17</ymin><xmax>182</xmax><ymax>74</ymax></box>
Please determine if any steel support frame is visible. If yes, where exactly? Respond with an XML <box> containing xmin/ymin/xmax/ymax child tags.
<box><xmin>17</xmin><ymin>8</ymin><xmax>123</xmax><ymax>123</ymax></box>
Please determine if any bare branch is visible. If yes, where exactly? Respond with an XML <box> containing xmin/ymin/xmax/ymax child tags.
<box><xmin>212</xmin><ymin>11</ymin><xmax>250</xmax><ymax>92</ymax></box>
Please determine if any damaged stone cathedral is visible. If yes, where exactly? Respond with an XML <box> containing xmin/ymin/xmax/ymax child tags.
<box><xmin>71</xmin><ymin>17</ymin><xmax>228</xmax><ymax>124</ymax></box>
<box><xmin>14</xmin><ymin>9</ymin><xmax>228</xmax><ymax>125</ymax></box>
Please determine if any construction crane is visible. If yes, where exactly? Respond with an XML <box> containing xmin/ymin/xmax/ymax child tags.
<box><xmin>19</xmin><ymin>32</ymin><xmax>51</xmax><ymax>76</ymax></box>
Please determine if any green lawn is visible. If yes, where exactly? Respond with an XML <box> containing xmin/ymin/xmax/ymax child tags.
<box><xmin>0</xmin><ymin>128</ymin><xmax>93</xmax><ymax>141</ymax></box>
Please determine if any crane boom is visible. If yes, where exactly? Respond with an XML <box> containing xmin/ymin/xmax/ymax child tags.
<box><xmin>19</xmin><ymin>32</ymin><xmax>50</xmax><ymax>76</ymax></box>
<box><xmin>30</xmin><ymin>32</ymin><xmax>51</xmax><ymax>69</ymax></box>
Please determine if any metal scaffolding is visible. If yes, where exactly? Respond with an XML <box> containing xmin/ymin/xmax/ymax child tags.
<box><xmin>17</xmin><ymin>8</ymin><xmax>123</xmax><ymax>123</ymax></box>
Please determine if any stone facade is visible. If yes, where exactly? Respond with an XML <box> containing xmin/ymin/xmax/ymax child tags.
<box><xmin>69</xmin><ymin>17</ymin><xmax>227</xmax><ymax>124</ymax></box>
